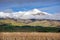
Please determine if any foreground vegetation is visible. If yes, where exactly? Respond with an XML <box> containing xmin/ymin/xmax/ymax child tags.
<box><xmin>0</xmin><ymin>24</ymin><xmax>60</xmax><ymax>32</ymax></box>
<box><xmin>0</xmin><ymin>32</ymin><xmax>60</xmax><ymax>40</ymax></box>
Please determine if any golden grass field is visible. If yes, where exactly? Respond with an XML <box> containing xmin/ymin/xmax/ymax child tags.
<box><xmin>0</xmin><ymin>32</ymin><xmax>60</xmax><ymax>40</ymax></box>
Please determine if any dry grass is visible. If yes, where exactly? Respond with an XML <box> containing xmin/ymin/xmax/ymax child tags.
<box><xmin>0</xmin><ymin>19</ymin><xmax>60</xmax><ymax>27</ymax></box>
<box><xmin>0</xmin><ymin>19</ymin><xmax>26</xmax><ymax>26</ymax></box>
<box><xmin>0</xmin><ymin>32</ymin><xmax>60</xmax><ymax>40</ymax></box>
<box><xmin>28</xmin><ymin>20</ymin><xmax>60</xmax><ymax>27</ymax></box>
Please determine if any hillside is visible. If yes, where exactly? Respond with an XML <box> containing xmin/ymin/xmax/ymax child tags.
<box><xmin>0</xmin><ymin>19</ymin><xmax>60</xmax><ymax>27</ymax></box>
<box><xmin>0</xmin><ymin>19</ymin><xmax>26</xmax><ymax>26</ymax></box>
<box><xmin>28</xmin><ymin>20</ymin><xmax>60</xmax><ymax>27</ymax></box>
<box><xmin>0</xmin><ymin>19</ymin><xmax>60</xmax><ymax>32</ymax></box>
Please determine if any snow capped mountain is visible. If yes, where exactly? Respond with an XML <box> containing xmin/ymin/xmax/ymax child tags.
<box><xmin>0</xmin><ymin>9</ymin><xmax>60</xmax><ymax>20</ymax></box>
<box><xmin>21</xmin><ymin>9</ymin><xmax>55</xmax><ymax>19</ymax></box>
<box><xmin>23</xmin><ymin>9</ymin><xmax>50</xmax><ymax>16</ymax></box>
<box><xmin>18</xmin><ymin>9</ymin><xmax>52</xmax><ymax>19</ymax></box>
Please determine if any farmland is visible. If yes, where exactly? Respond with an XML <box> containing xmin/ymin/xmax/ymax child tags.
<box><xmin>0</xmin><ymin>32</ymin><xmax>60</xmax><ymax>40</ymax></box>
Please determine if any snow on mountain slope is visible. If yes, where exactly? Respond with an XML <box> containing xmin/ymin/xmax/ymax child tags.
<box><xmin>0</xmin><ymin>9</ymin><xmax>60</xmax><ymax>20</ymax></box>
<box><xmin>18</xmin><ymin>9</ymin><xmax>52</xmax><ymax>19</ymax></box>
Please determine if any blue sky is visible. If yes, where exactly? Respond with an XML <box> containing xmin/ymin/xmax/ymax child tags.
<box><xmin>0</xmin><ymin>0</ymin><xmax>60</xmax><ymax>14</ymax></box>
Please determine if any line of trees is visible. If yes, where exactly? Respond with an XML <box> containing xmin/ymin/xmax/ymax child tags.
<box><xmin>0</xmin><ymin>24</ymin><xmax>60</xmax><ymax>32</ymax></box>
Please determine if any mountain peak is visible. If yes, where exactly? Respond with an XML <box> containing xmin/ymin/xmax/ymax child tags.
<box><xmin>29</xmin><ymin>9</ymin><xmax>50</xmax><ymax>16</ymax></box>
<box><xmin>32</xmin><ymin>9</ymin><xmax>41</xmax><ymax>13</ymax></box>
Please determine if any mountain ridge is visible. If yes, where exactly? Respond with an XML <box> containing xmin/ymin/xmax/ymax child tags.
<box><xmin>0</xmin><ymin>9</ymin><xmax>60</xmax><ymax>27</ymax></box>
<box><xmin>0</xmin><ymin>9</ymin><xmax>60</xmax><ymax>20</ymax></box>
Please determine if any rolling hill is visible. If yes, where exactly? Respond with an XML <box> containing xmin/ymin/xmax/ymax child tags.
<box><xmin>0</xmin><ymin>19</ymin><xmax>60</xmax><ymax>27</ymax></box>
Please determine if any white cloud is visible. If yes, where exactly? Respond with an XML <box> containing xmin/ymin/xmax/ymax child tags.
<box><xmin>0</xmin><ymin>9</ymin><xmax>60</xmax><ymax>20</ymax></box>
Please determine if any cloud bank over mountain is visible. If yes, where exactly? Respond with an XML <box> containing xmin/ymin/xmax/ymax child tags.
<box><xmin>0</xmin><ymin>9</ymin><xmax>60</xmax><ymax>20</ymax></box>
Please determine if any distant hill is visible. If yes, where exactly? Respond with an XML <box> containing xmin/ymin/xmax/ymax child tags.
<box><xmin>0</xmin><ymin>19</ymin><xmax>60</xmax><ymax>27</ymax></box>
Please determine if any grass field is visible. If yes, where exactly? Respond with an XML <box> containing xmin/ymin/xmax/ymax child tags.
<box><xmin>0</xmin><ymin>32</ymin><xmax>60</xmax><ymax>40</ymax></box>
